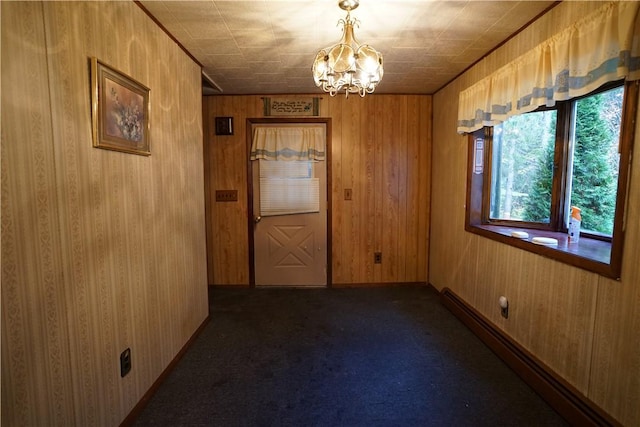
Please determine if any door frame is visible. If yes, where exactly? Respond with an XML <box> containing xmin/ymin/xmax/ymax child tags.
<box><xmin>246</xmin><ymin>117</ymin><xmax>332</xmax><ymax>288</ymax></box>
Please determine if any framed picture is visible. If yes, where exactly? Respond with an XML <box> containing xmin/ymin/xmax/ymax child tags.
<box><xmin>91</xmin><ymin>57</ymin><xmax>150</xmax><ymax>155</ymax></box>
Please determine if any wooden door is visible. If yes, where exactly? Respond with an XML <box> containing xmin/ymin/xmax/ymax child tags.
<box><xmin>251</xmin><ymin>124</ymin><xmax>328</xmax><ymax>287</ymax></box>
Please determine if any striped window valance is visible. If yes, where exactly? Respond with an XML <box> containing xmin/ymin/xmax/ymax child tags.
<box><xmin>250</xmin><ymin>127</ymin><xmax>325</xmax><ymax>161</ymax></box>
<box><xmin>457</xmin><ymin>1</ymin><xmax>640</xmax><ymax>134</ymax></box>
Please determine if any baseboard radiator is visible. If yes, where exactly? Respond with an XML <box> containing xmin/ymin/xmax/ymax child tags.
<box><xmin>440</xmin><ymin>287</ymin><xmax>620</xmax><ymax>427</ymax></box>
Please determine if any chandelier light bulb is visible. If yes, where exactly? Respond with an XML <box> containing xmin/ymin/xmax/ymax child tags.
<box><xmin>312</xmin><ymin>0</ymin><xmax>383</xmax><ymax>98</ymax></box>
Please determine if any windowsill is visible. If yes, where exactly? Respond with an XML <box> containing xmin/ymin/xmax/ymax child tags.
<box><xmin>466</xmin><ymin>224</ymin><xmax>618</xmax><ymax>279</ymax></box>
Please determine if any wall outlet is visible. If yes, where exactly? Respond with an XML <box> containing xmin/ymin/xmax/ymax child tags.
<box><xmin>499</xmin><ymin>296</ymin><xmax>509</xmax><ymax>319</ymax></box>
<box><xmin>374</xmin><ymin>252</ymin><xmax>382</xmax><ymax>264</ymax></box>
<box><xmin>120</xmin><ymin>348</ymin><xmax>131</xmax><ymax>377</ymax></box>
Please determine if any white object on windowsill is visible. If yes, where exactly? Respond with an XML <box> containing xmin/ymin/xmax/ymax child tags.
<box><xmin>511</xmin><ymin>231</ymin><xmax>529</xmax><ymax>239</ymax></box>
<box><xmin>532</xmin><ymin>237</ymin><xmax>558</xmax><ymax>246</ymax></box>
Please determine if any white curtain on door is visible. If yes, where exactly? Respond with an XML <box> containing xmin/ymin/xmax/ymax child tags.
<box><xmin>250</xmin><ymin>127</ymin><xmax>325</xmax><ymax>161</ymax></box>
<box><xmin>457</xmin><ymin>0</ymin><xmax>640</xmax><ymax>134</ymax></box>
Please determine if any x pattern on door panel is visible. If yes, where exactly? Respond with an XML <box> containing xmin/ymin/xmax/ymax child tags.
<box><xmin>268</xmin><ymin>225</ymin><xmax>316</xmax><ymax>268</ymax></box>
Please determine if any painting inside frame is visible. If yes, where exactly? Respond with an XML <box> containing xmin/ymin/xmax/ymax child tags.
<box><xmin>91</xmin><ymin>57</ymin><xmax>150</xmax><ymax>155</ymax></box>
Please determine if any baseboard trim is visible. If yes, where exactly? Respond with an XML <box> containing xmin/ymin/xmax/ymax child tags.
<box><xmin>208</xmin><ymin>284</ymin><xmax>251</xmax><ymax>288</ymax></box>
<box><xmin>331</xmin><ymin>281</ymin><xmax>428</xmax><ymax>288</ymax></box>
<box><xmin>209</xmin><ymin>282</ymin><xmax>430</xmax><ymax>290</ymax></box>
<box><xmin>439</xmin><ymin>287</ymin><xmax>620</xmax><ymax>427</ymax></box>
<box><xmin>119</xmin><ymin>314</ymin><xmax>211</xmax><ymax>427</ymax></box>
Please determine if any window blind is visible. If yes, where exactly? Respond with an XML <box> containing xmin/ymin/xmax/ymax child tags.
<box><xmin>259</xmin><ymin>160</ymin><xmax>320</xmax><ymax>216</ymax></box>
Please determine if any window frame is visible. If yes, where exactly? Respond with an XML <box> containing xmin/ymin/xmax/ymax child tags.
<box><xmin>466</xmin><ymin>80</ymin><xmax>638</xmax><ymax>279</ymax></box>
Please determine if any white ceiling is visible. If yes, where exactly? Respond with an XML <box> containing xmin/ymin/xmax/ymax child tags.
<box><xmin>139</xmin><ymin>0</ymin><xmax>557</xmax><ymax>95</ymax></box>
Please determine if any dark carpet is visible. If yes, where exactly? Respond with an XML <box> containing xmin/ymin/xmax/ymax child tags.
<box><xmin>133</xmin><ymin>286</ymin><xmax>567</xmax><ymax>427</ymax></box>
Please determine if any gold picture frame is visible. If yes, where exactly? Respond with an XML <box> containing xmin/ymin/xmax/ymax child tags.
<box><xmin>91</xmin><ymin>57</ymin><xmax>150</xmax><ymax>156</ymax></box>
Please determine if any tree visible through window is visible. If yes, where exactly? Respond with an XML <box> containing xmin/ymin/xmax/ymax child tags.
<box><xmin>487</xmin><ymin>83</ymin><xmax>624</xmax><ymax>238</ymax></box>
<box><xmin>569</xmin><ymin>86</ymin><xmax>623</xmax><ymax>235</ymax></box>
<box><xmin>490</xmin><ymin>110</ymin><xmax>556</xmax><ymax>223</ymax></box>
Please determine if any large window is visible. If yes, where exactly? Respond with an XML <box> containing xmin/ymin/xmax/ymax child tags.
<box><xmin>466</xmin><ymin>80</ymin><xmax>638</xmax><ymax>278</ymax></box>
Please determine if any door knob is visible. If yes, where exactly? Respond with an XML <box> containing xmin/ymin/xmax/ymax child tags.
<box><xmin>254</xmin><ymin>216</ymin><xmax>262</xmax><ymax>224</ymax></box>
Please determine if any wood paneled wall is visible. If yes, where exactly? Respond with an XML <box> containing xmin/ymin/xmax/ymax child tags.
<box><xmin>203</xmin><ymin>95</ymin><xmax>431</xmax><ymax>285</ymax></box>
<box><xmin>430</xmin><ymin>2</ymin><xmax>640</xmax><ymax>425</ymax></box>
<box><xmin>1</xmin><ymin>2</ymin><xmax>208</xmax><ymax>425</ymax></box>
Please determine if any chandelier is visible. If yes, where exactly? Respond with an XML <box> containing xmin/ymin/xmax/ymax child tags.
<box><xmin>312</xmin><ymin>0</ymin><xmax>383</xmax><ymax>97</ymax></box>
